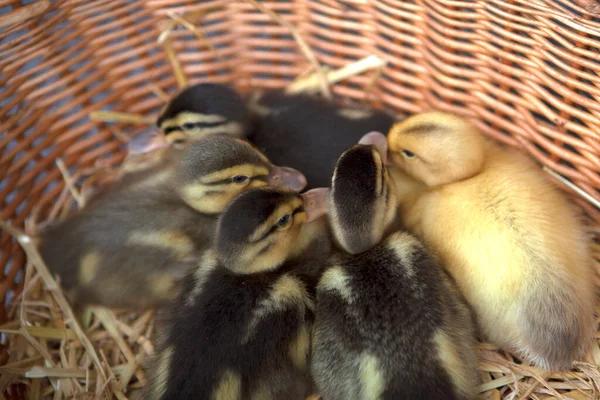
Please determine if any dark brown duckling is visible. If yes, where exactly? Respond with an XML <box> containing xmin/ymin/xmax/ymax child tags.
<box><xmin>156</xmin><ymin>82</ymin><xmax>251</xmax><ymax>144</ymax></box>
<box><xmin>247</xmin><ymin>90</ymin><xmax>396</xmax><ymax>189</ymax></box>
<box><xmin>147</xmin><ymin>186</ymin><xmax>329</xmax><ymax>400</ymax></box>
<box><xmin>311</xmin><ymin>134</ymin><xmax>480</xmax><ymax>400</ymax></box>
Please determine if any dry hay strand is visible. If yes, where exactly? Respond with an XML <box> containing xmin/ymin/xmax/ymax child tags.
<box><xmin>1</xmin><ymin>163</ymin><xmax>154</xmax><ymax>399</ymax></box>
<box><xmin>2</xmin><ymin>5</ymin><xmax>600</xmax><ymax>400</ymax></box>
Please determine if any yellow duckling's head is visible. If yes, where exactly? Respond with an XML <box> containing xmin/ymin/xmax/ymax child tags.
<box><xmin>387</xmin><ymin>112</ymin><xmax>485</xmax><ymax>187</ymax></box>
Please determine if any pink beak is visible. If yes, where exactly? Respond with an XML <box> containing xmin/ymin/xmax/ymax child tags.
<box><xmin>301</xmin><ymin>187</ymin><xmax>329</xmax><ymax>222</ymax></box>
<box><xmin>267</xmin><ymin>166</ymin><xmax>307</xmax><ymax>192</ymax></box>
<box><xmin>359</xmin><ymin>131</ymin><xmax>388</xmax><ymax>165</ymax></box>
<box><xmin>127</xmin><ymin>130</ymin><xmax>170</xmax><ymax>155</ymax></box>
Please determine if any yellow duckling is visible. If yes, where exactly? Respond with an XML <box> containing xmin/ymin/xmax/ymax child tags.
<box><xmin>386</xmin><ymin>112</ymin><xmax>596</xmax><ymax>371</ymax></box>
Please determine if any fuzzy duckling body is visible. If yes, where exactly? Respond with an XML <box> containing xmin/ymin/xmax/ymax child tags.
<box><xmin>157</xmin><ymin>83</ymin><xmax>251</xmax><ymax>144</ymax></box>
<box><xmin>387</xmin><ymin>112</ymin><xmax>596</xmax><ymax>371</ymax></box>
<box><xmin>148</xmin><ymin>187</ymin><xmax>328</xmax><ymax>400</ymax></box>
<box><xmin>247</xmin><ymin>90</ymin><xmax>396</xmax><ymax>189</ymax></box>
<box><xmin>311</xmin><ymin>141</ymin><xmax>480</xmax><ymax>400</ymax></box>
<box><xmin>157</xmin><ymin>84</ymin><xmax>395</xmax><ymax>189</ymax></box>
<box><xmin>39</xmin><ymin>136</ymin><xmax>306</xmax><ymax>309</ymax></box>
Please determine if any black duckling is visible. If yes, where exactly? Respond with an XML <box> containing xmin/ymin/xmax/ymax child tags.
<box><xmin>156</xmin><ymin>83</ymin><xmax>251</xmax><ymax>144</ymax></box>
<box><xmin>246</xmin><ymin>90</ymin><xmax>396</xmax><ymax>189</ymax></box>
<box><xmin>311</xmin><ymin>136</ymin><xmax>481</xmax><ymax>400</ymax></box>
<box><xmin>147</xmin><ymin>186</ymin><xmax>329</xmax><ymax>400</ymax></box>
<box><xmin>38</xmin><ymin>135</ymin><xmax>307</xmax><ymax>309</ymax></box>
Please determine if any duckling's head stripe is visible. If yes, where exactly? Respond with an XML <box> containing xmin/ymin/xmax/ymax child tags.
<box><xmin>162</xmin><ymin>118</ymin><xmax>226</xmax><ymax>136</ymax></box>
<box><xmin>216</xmin><ymin>188</ymin><xmax>295</xmax><ymax>250</ymax></box>
<box><xmin>157</xmin><ymin>83</ymin><xmax>248</xmax><ymax>127</ymax></box>
<box><xmin>176</xmin><ymin>136</ymin><xmax>271</xmax><ymax>183</ymax></box>
<box><xmin>401</xmin><ymin>123</ymin><xmax>441</xmax><ymax>135</ymax></box>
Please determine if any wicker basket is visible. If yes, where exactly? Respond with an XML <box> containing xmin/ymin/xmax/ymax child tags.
<box><xmin>1</xmin><ymin>0</ymin><xmax>600</xmax><ymax>399</ymax></box>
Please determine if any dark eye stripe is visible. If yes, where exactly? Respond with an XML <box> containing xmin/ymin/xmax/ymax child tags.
<box><xmin>293</xmin><ymin>206</ymin><xmax>305</xmax><ymax>216</ymax></box>
<box><xmin>203</xmin><ymin>178</ymin><xmax>235</xmax><ymax>186</ymax></box>
<box><xmin>255</xmin><ymin>225</ymin><xmax>278</xmax><ymax>243</ymax></box>
<box><xmin>253</xmin><ymin>175</ymin><xmax>269</xmax><ymax>183</ymax></box>
<box><xmin>182</xmin><ymin>121</ymin><xmax>225</xmax><ymax>129</ymax></box>
<box><xmin>256</xmin><ymin>242</ymin><xmax>273</xmax><ymax>256</ymax></box>
<box><xmin>203</xmin><ymin>175</ymin><xmax>265</xmax><ymax>187</ymax></box>
<box><xmin>253</xmin><ymin>206</ymin><xmax>303</xmax><ymax>243</ymax></box>
<box><xmin>164</xmin><ymin>121</ymin><xmax>226</xmax><ymax>135</ymax></box>
<box><xmin>164</xmin><ymin>126</ymin><xmax>182</xmax><ymax>135</ymax></box>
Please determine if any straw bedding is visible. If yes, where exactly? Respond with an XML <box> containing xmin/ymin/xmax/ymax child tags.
<box><xmin>1</xmin><ymin>1</ymin><xmax>600</xmax><ymax>399</ymax></box>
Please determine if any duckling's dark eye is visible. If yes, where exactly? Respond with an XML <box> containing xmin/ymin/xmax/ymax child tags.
<box><xmin>232</xmin><ymin>175</ymin><xmax>249</xmax><ymax>184</ymax></box>
<box><xmin>182</xmin><ymin>122</ymin><xmax>196</xmax><ymax>130</ymax></box>
<box><xmin>402</xmin><ymin>149</ymin><xmax>416</xmax><ymax>159</ymax></box>
<box><xmin>276</xmin><ymin>214</ymin><xmax>291</xmax><ymax>228</ymax></box>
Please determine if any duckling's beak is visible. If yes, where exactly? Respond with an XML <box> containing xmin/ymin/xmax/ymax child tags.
<box><xmin>359</xmin><ymin>131</ymin><xmax>388</xmax><ymax>165</ymax></box>
<box><xmin>268</xmin><ymin>166</ymin><xmax>307</xmax><ymax>192</ymax></box>
<box><xmin>127</xmin><ymin>130</ymin><xmax>170</xmax><ymax>154</ymax></box>
<box><xmin>301</xmin><ymin>187</ymin><xmax>329</xmax><ymax>222</ymax></box>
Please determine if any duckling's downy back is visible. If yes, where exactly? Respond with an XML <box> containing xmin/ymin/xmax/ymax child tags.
<box><xmin>387</xmin><ymin>112</ymin><xmax>596</xmax><ymax>371</ymax></box>
<box><xmin>148</xmin><ymin>188</ymin><xmax>324</xmax><ymax>400</ymax></box>
<box><xmin>312</xmin><ymin>141</ymin><xmax>480</xmax><ymax>400</ymax></box>
<box><xmin>248</xmin><ymin>90</ymin><xmax>395</xmax><ymax>189</ymax></box>
<box><xmin>38</xmin><ymin>155</ymin><xmax>213</xmax><ymax>308</ymax></box>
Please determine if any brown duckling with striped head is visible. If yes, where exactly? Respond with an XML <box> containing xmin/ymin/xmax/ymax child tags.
<box><xmin>38</xmin><ymin>135</ymin><xmax>307</xmax><ymax>309</ymax></box>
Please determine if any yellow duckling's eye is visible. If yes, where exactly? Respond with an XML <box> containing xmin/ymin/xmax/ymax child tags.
<box><xmin>182</xmin><ymin>122</ymin><xmax>196</xmax><ymax>130</ymax></box>
<box><xmin>401</xmin><ymin>149</ymin><xmax>416</xmax><ymax>159</ymax></box>
<box><xmin>231</xmin><ymin>175</ymin><xmax>249</xmax><ymax>184</ymax></box>
<box><xmin>275</xmin><ymin>214</ymin><xmax>292</xmax><ymax>229</ymax></box>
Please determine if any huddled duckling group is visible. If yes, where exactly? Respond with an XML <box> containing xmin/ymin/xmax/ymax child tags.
<box><xmin>38</xmin><ymin>83</ymin><xmax>596</xmax><ymax>399</ymax></box>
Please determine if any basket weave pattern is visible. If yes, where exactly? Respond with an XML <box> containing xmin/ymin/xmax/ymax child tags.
<box><xmin>1</xmin><ymin>0</ymin><xmax>599</xmax><ymax>358</ymax></box>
